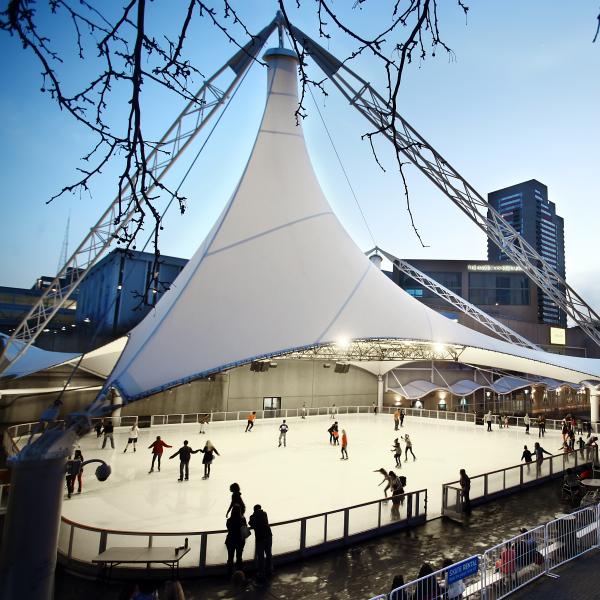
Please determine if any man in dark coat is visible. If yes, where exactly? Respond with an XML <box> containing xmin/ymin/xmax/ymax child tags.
<box><xmin>249</xmin><ymin>504</ymin><xmax>273</xmax><ymax>577</ymax></box>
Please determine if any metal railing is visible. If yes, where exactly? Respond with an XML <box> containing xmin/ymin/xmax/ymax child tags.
<box><xmin>57</xmin><ymin>489</ymin><xmax>427</xmax><ymax>575</ymax></box>
<box><xmin>442</xmin><ymin>447</ymin><xmax>598</xmax><ymax>521</ymax></box>
<box><xmin>3</xmin><ymin>405</ymin><xmax>478</xmax><ymax>456</ymax></box>
<box><xmin>381</xmin><ymin>503</ymin><xmax>600</xmax><ymax>600</ymax></box>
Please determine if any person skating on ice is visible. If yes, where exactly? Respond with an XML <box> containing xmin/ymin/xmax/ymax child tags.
<box><xmin>199</xmin><ymin>413</ymin><xmax>210</xmax><ymax>434</ymax></box>
<box><xmin>533</xmin><ymin>441</ymin><xmax>552</xmax><ymax>475</ymax></box>
<box><xmin>403</xmin><ymin>434</ymin><xmax>416</xmax><ymax>461</ymax></box>
<box><xmin>227</xmin><ymin>482</ymin><xmax>246</xmax><ymax>517</ymax></box>
<box><xmin>523</xmin><ymin>413</ymin><xmax>531</xmax><ymax>435</ymax></box>
<box><xmin>332</xmin><ymin>428</ymin><xmax>340</xmax><ymax>445</ymax></box>
<box><xmin>330</xmin><ymin>404</ymin><xmax>337</xmax><ymax>419</ymax></box>
<box><xmin>245</xmin><ymin>411</ymin><xmax>256</xmax><ymax>432</ymax></box>
<box><xmin>301</xmin><ymin>403</ymin><xmax>307</xmax><ymax>419</ymax></box>
<box><xmin>65</xmin><ymin>452</ymin><xmax>83</xmax><ymax>498</ymax></box>
<box><xmin>148</xmin><ymin>436</ymin><xmax>172</xmax><ymax>472</ymax></box>
<box><xmin>94</xmin><ymin>419</ymin><xmax>103</xmax><ymax>438</ymax></box>
<box><xmin>200</xmin><ymin>440</ymin><xmax>220</xmax><ymax>479</ymax></box>
<box><xmin>169</xmin><ymin>440</ymin><xmax>200</xmax><ymax>481</ymax></box>
<box><xmin>400</xmin><ymin>408</ymin><xmax>406</xmax><ymax>427</ymax></box>
<box><xmin>73</xmin><ymin>449</ymin><xmax>84</xmax><ymax>494</ymax></box>
<box><xmin>340</xmin><ymin>429</ymin><xmax>348</xmax><ymax>459</ymax></box>
<box><xmin>391</xmin><ymin>438</ymin><xmax>402</xmax><ymax>467</ymax></box>
<box><xmin>485</xmin><ymin>411</ymin><xmax>493</xmax><ymax>432</ymax></box>
<box><xmin>124</xmin><ymin>423</ymin><xmax>140</xmax><ymax>452</ymax></box>
<box><xmin>374</xmin><ymin>468</ymin><xmax>392</xmax><ymax>497</ymax></box>
<box><xmin>101</xmin><ymin>418</ymin><xmax>115</xmax><ymax>449</ymax></box>
<box><xmin>328</xmin><ymin>421</ymin><xmax>339</xmax><ymax>445</ymax></box>
<box><xmin>521</xmin><ymin>445</ymin><xmax>533</xmax><ymax>472</ymax></box>
<box><xmin>278</xmin><ymin>419</ymin><xmax>289</xmax><ymax>447</ymax></box>
<box><xmin>393</xmin><ymin>409</ymin><xmax>400</xmax><ymax>431</ymax></box>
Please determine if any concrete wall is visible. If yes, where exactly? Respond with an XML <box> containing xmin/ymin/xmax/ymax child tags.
<box><xmin>122</xmin><ymin>360</ymin><xmax>378</xmax><ymax>416</ymax></box>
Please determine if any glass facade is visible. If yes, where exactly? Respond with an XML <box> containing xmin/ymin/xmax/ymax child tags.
<box><xmin>468</xmin><ymin>272</ymin><xmax>530</xmax><ymax>306</ymax></box>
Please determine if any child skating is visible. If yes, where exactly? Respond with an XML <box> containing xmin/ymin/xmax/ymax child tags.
<box><xmin>403</xmin><ymin>434</ymin><xmax>416</xmax><ymax>461</ymax></box>
<box><xmin>391</xmin><ymin>438</ymin><xmax>402</xmax><ymax>467</ymax></box>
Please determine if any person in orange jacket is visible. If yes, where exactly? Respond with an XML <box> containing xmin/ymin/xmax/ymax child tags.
<box><xmin>245</xmin><ymin>411</ymin><xmax>257</xmax><ymax>432</ymax></box>
<box><xmin>340</xmin><ymin>430</ymin><xmax>348</xmax><ymax>460</ymax></box>
<box><xmin>148</xmin><ymin>436</ymin><xmax>172</xmax><ymax>473</ymax></box>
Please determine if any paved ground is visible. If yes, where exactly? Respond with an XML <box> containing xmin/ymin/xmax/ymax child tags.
<box><xmin>53</xmin><ymin>478</ymin><xmax>593</xmax><ymax>600</ymax></box>
<box><xmin>510</xmin><ymin>549</ymin><xmax>600</xmax><ymax>599</ymax></box>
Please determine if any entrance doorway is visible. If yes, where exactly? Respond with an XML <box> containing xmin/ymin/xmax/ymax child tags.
<box><xmin>263</xmin><ymin>397</ymin><xmax>281</xmax><ymax>418</ymax></box>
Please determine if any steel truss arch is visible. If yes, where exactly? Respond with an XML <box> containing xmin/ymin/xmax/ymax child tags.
<box><xmin>366</xmin><ymin>247</ymin><xmax>541</xmax><ymax>351</ymax></box>
<box><xmin>0</xmin><ymin>19</ymin><xmax>278</xmax><ymax>374</ymax></box>
<box><xmin>289</xmin><ymin>24</ymin><xmax>600</xmax><ymax>349</ymax></box>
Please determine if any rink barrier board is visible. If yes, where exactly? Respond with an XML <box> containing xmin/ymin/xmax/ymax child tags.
<box><xmin>381</xmin><ymin>504</ymin><xmax>600</xmax><ymax>600</ymax></box>
<box><xmin>442</xmin><ymin>446</ymin><xmax>600</xmax><ymax>521</ymax></box>
<box><xmin>55</xmin><ymin>488</ymin><xmax>428</xmax><ymax>577</ymax></box>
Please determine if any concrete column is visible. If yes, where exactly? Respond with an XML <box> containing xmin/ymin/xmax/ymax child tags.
<box><xmin>377</xmin><ymin>375</ymin><xmax>384</xmax><ymax>412</ymax></box>
<box><xmin>0</xmin><ymin>455</ymin><xmax>67</xmax><ymax>600</ymax></box>
<box><xmin>590</xmin><ymin>390</ymin><xmax>600</xmax><ymax>424</ymax></box>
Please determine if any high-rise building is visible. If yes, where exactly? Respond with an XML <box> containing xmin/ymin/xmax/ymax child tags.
<box><xmin>488</xmin><ymin>179</ymin><xmax>566</xmax><ymax>326</ymax></box>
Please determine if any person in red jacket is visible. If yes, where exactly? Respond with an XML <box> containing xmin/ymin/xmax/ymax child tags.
<box><xmin>148</xmin><ymin>436</ymin><xmax>172</xmax><ymax>473</ymax></box>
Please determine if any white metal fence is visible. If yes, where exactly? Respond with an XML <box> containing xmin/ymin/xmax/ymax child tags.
<box><xmin>381</xmin><ymin>504</ymin><xmax>600</xmax><ymax>600</ymax></box>
<box><xmin>442</xmin><ymin>447</ymin><xmax>598</xmax><ymax>521</ymax></box>
<box><xmin>57</xmin><ymin>489</ymin><xmax>427</xmax><ymax>575</ymax></box>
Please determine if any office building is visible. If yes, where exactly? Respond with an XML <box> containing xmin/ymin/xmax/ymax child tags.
<box><xmin>488</xmin><ymin>179</ymin><xmax>566</xmax><ymax>326</ymax></box>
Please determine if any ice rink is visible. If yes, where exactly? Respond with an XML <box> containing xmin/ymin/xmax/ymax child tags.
<box><xmin>62</xmin><ymin>413</ymin><xmax>562</xmax><ymax>533</ymax></box>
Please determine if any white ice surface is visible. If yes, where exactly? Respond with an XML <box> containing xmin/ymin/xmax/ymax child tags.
<box><xmin>62</xmin><ymin>414</ymin><xmax>563</xmax><ymax>534</ymax></box>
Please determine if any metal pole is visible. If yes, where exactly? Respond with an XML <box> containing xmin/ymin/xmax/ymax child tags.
<box><xmin>0</xmin><ymin>455</ymin><xmax>67</xmax><ymax>600</ymax></box>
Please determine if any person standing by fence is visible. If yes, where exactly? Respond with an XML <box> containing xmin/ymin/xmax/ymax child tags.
<box><xmin>249</xmin><ymin>504</ymin><xmax>273</xmax><ymax>579</ymax></box>
<box><xmin>225</xmin><ymin>504</ymin><xmax>247</xmax><ymax>578</ymax></box>
<box><xmin>459</xmin><ymin>469</ymin><xmax>471</xmax><ymax>514</ymax></box>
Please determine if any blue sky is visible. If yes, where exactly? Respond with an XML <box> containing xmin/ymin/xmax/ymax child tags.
<box><xmin>0</xmin><ymin>1</ymin><xmax>598</xmax><ymax>310</ymax></box>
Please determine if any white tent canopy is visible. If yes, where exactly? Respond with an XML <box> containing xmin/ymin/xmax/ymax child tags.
<box><xmin>101</xmin><ymin>47</ymin><xmax>600</xmax><ymax>403</ymax></box>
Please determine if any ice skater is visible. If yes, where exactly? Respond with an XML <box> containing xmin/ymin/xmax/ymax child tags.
<box><xmin>123</xmin><ymin>423</ymin><xmax>139</xmax><ymax>452</ymax></box>
<box><xmin>372</xmin><ymin>402</ymin><xmax>378</xmax><ymax>415</ymax></box>
<box><xmin>533</xmin><ymin>442</ymin><xmax>552</xmax><ymax>475</ymax></box>
<box><xmin>101</xmin><ymin>419</ymin><xmax>115</xmax><ymax>449</ymax></box>
<box><xmin>301</xmin><ymin>403</ymin><xmax>307</xmax><ymax>419</ymax></box>
<box><xmin>330</xmin><ymin>404</ymin><xmax>338</xmax><ymax>419</ymax></box>
<box><xmin>169</xmin><ymin>440</ymin><xmax>200</xmax><ymax>481</ymax></box>
<box><xmin>524</xmin><ymin>413</ymin><xmax>530</xmax><ymax>435</ymax></box>
<box><xmin>94</xmin><ymin>419</ymin><xmax>103</xmax><ymax>438</ymax></box>
<box><xmin>390</xmin><ymin>472</ymin><xmax>404</xmax><ymax>519</ymax></box>
<box><xmin>328</xmin><ymin>421</ymin><xmax>339</xmax><ymax>445</ymax></box>
<box><xmin>65</xmin><ymin>452</ymin><xmax>83</xmax><ymax>499</ymax></box>
<box><xmin>521</xmin><ymin>445</ymin><xmax>533</xmax><ymax>472</ymax></box>
<box><xmin>374</xmin><ymin>468</ymin><xmax>392</xmax><ymax>497</ymax></box>
<box><xmin>278</xmin><ymin>419</ymin><xmax>289</xmax><ymax>447</ymax></box>
<box><xmin>578</xmin><ymin>436</ymin><xmax>586</xmax><ymax>459</ymax></box>
<box><xmin>538</xmin><ymin>415</ymin><xmax>546</xmax><ymax>438</ymax></box>
<box><xmin>199</xmin><ymin>413</ymin><xmax>210</xmax><ymax>434</ymax></box>
<box><xmin>403</xmin><ymin>434</ymin><xmax>416</xmax><ymax>461</ymax></box>
<box><xmin>400</xmin><ymin>408</ymin><xmax>406</xmax><ymax>427</ymax></box>
<box><xmin>485</xmin><ymin>411</ymin><xmax>493</xmax><ymax>432</ymax></box>
<box><xmin>200</xmin><ymin>440</ymin><xmax>220</xmax><ymax>479</ymax></box>
<box><xmin>340</xmin><ymin>430</ymin><xmax>348</xmax><ymax>460</ymax></box>
<box><xmin>227</xmin><ymin>482</ymin><xmax>246</xmax><ymax>516</ymax></box>
<box><xmin>245</xmin><ymin>411</ymin><xmax>256</xmax><ymax>432</ymax></box>
<box><xmin>391</xmin><ymin>438</ymin><xmax>402</xmax><ymax>467</ymax></box>
<box><xmin>332</xmin><ymin>428</ymin><xmax>340</xmax><ymax>445</ymax></box>
<box><xmin>459</xmin><ymin>469</ymin><xmax>471</xmax><ymax>514</ymax></box>
<box><xmin>148</xmin><ymin>435</ymin><xmax>172</xmax><ymax>473</ymax></box>
<box><xmin>393</xmin><ymin>409</ymin><xmax>400</xmax><ymax>431</ymax></box>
